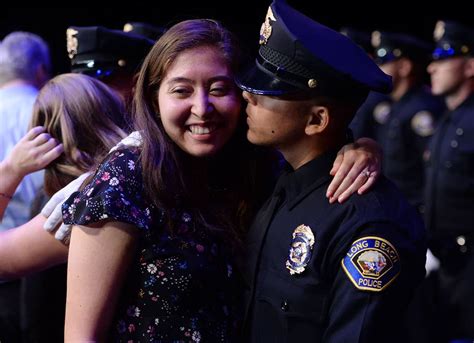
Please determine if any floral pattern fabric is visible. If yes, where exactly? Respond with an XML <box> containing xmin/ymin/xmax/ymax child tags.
<box><xmin>63</xmin><ymin>148</ymin><xmax>239</xmax><ymax>342</ymax></box>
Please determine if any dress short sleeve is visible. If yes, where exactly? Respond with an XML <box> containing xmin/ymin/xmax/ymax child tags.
<box><xmin>62</xmin><ymin>147</ymin><xmax>153</xmax><ymax>230</ymax></box>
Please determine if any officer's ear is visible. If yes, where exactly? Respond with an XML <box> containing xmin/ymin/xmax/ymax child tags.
<box><xmin>305</xmin><ymin>104</ymin><xmax>329</xmax><ymax>136</ymax></box>
<box><xmin>464</xmin><ymin>57</ymin><xmax>474</xmax><ymax>79</ymax></box>
<box><xmin>398</xmin><ymin>57</ymin><xmax>414</xmax><ymax>78</ymax></box>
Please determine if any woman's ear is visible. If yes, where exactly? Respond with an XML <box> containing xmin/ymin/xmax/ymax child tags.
<box><xmin>305</xmin><ymin>105</ymin><xmax>329</xmax><ymax>136</ymax></box>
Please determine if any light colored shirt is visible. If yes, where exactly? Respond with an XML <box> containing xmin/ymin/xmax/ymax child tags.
<box><xmin>0</xmin><ymin>84</ymin><xmax>44</xmax><ymax>230</ymax></box>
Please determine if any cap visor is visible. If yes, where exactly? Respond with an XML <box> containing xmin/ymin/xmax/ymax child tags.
<box><xmin>235</xmin><ymin>61</ymin><xmax>301</xmax><ymax>96</ymax></box>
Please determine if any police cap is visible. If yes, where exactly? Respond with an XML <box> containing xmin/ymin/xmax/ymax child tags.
<box><xmin>236</xmin><ymin>0</ymin><xmax>392</xmax><ymax>96</ymax></box>
<box><xmin>66</xmin><ymin>26</ymin><xmax>154</xmax><ymax>77</ymax></box>
<box><xmin>432</xmin><ymin>20</ymin><xmax>474</xmax><ymax>60</ymax></box>
<box><xmin>123</xmin><ymin>22</ymin><xmax>165</xmax><ymax>41</ymax></box>
<box><xmin>371</xmin><ymin>31</ymin><xmax>432</xmax><ymax>65</ymax></box>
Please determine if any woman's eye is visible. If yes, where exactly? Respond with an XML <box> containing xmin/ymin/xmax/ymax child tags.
<box><xmin>171</xmin><ymin>88</ymin><xmax>192</xmax><ymax>96</ymax></box>
<box><xmin>210</xmin><ymin>85</ymin><xmax>230</xmax><ymax>96</ymax></box>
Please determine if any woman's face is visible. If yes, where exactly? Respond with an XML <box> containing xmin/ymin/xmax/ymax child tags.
<box><xmin>157</xmin><ymin>46</ymin><xmax>241</xmax><ymax>157</ymax></box>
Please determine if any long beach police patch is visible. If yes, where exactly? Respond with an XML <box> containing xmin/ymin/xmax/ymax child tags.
<box><xmin>286</xmin><ymin>225</ymin><xmax>315</xmax><ymax>275</ymax></box>
<box><xmin>341</xmin><ymin>236</ymin><xmax>400</xmax><ymax>292</ymax></box>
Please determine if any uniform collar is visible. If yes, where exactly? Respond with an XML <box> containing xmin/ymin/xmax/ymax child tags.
<box><xmin>280</xmin><ymin>147</ymin><xmax>340</xmax><ymax>210</ymax></box>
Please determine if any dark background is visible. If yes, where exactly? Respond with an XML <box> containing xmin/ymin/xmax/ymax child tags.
<box><xmin>1</xmin><ymin>4</ymin><xmax>471</xmax><ymax>75</ymax></box>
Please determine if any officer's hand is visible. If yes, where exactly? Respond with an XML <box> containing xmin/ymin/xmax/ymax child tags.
<box><xmin>109</xmin><ymin>131</ymin><xmax>142</xmax><ymax>153</ymax></box>
<box><xmin>326</xmin><ymin>137</ymin><xmax>382</xmax><ymax>203</ymax></box>
<box><xmin>41</xmin><ymin>172</ymin><xmax>91</xmax><ymax>243</ymax></box>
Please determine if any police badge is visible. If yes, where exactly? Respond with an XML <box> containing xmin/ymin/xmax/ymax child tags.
<box><xmin>66</xmin><ymin>27</ymin><xmax>79</xmax><ymax>60</ymax></box>
<box><xmin>259</xmin><ymin>6</ymin><xmax>276</xmax><ymax>45</ymax></box>
<box><xmin>286</xmin><ymin>225</ymin><xmax>315</xmax><ymax>275</ymax></box>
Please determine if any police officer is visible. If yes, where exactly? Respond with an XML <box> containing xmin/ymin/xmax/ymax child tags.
<box><xmin>66</xmin><ymin>25</ymin><xmax>154</xmax><ymax>104</ymax></box>
<box><xmin>341</xmin><ymin>27</ymin><xmax>392</xmax><ymax>140</ymax></box>
<box><xmin>236</xmin><ymin>1</ymin><xmax>426</xmax><ymax>342</ymax></box>
<box><xmin>371</xmin><ymin>31</ymin><xmax>445</xmax><ymax>211</ymax></box>
<box><xmin>421</xmin><ymin>20</ymin><xmax>474</xmax><ymax>342</ymax></box>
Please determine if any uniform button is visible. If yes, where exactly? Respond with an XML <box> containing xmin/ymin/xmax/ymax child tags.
<box><xmin>281</xmin><ymin>300</ymin><xmax>289</xmax><ymax>312</ymax></box>
<box><xmin>456</xmin><ymin>236</ymin><xmax>466</xmax><ymax>246</ymax></box>
<box><xmin>456</xmin><ymin>128</ymin><xmax>464</xmax><ymax>136</ymax></box>
<box><xmin>445</xmin><ymin>161</ymin><xmax>452</xmax><ymax>168</ymax></box>
<box><xmin>451</xmin><ymin>140</ymin><xmax>458</xmax><ymax>148</ymax></box>
<box><xmin>388</xmin><ymin>131</ymin><xmax>396</xmax><ymax>138</ymax></box>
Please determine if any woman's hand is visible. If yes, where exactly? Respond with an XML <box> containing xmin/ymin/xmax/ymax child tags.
<box><xmin>3</xmin><ymin>126</ymin><xmax>63</xmax><ymax>178</ymax></box>
<box><xmin>326</xmin><ymin>137</ymin><xmax>382</xmax><ymax>203</ymax></box>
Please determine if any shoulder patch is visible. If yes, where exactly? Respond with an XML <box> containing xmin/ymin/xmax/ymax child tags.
<box><xmin>341</xmin><ymin>236</ymin><xmax>400</xmax><ymax>292</ymax></box>
<box><xmin>411</xmin><ymin>111</ymin><xmax>435</xmax><ymax>137</ymax></box>
<box><xmin>372</xmin><ymin>101</ymin><xmax>391</xmax><ymax>124</ymax></box>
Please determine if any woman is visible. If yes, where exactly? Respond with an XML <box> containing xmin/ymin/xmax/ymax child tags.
<box><xmin>62</xmin><ymin>19</ymin><xmax>382</xmax><ymax>341</ymax></box>
<box><xmin>0</xmin><ymin>73</ymin><xmax>128</xmax><ymax>279</ymax></box>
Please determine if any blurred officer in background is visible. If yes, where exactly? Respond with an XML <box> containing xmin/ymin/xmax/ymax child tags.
<box><xmin>417</xmin><ymin>20</ymin><xmax>474</xmax><ymax>342</ymax></box>
<box><xmin>0</xmin><ymin>31</ymin><xmax>51</xmax><ymax>343</ymax></box>
<box><xmin>67</xmin><ymin>25</ymin><xmax>154</xmax><ymax>107</ymax></box>
<box><xmin>371</xmin><ymin>31</ymin><xmax>445</xmax><ymax>212</ymax></box>
<box><xmin>341</xmin><ymin>27</ymin><xmax>392</xmax><ymax>140</ymax></box>
<box><xmin>237</xmin><ymin>1</ymin><xmax>426</xmax><ymax>341</ymax></box>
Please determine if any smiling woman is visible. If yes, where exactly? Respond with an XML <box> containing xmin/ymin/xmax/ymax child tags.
<box><xmin>62</xmin><ymin>19</ymin><xmax>258</xmax><ymax>342</ymax></box>
<box><xmin>158</xmin><ymin>45</ymin><xmax>240</xmax><ymax>157</ymax></box>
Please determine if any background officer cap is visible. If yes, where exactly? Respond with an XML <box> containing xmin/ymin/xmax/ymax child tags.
<box><xmin>123</xmin><ymin>22</ymin><xmax>165</xmax><ymax>41</ymax></box>
<box><xmin>371</xmin><ymin>31</ymin><xmax>432</xmax><ymax>65</ymax></box>
<box><xmin>236</xmin><ymin>0</ymin><xmax>392</xmax><ymax>96</ymax></box>
<box><xmin>67</xmin><ymin>26</ymin><xmax>154</xmax><ymax>77</ymax></box>
<box><xmin>340</xmin><ymin>27</ymin><xmax>372</xmax><ymax>55</ymax></box>
<box><xmin>432</xmin><ymin>20</ymin><xmax>474</xmax><ymax>60</ymax></box>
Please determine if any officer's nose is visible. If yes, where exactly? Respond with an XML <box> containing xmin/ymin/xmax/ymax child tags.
<box><xmin>242</xmin><ymin>91</ymin><xmax>257</xmax><ymax>105</ymax></box>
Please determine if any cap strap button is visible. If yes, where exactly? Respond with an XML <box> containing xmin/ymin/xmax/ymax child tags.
<box><xmin>308</xmin><ymin>79</ymin><xmax>318</xmax><ymax>88</ymax></box>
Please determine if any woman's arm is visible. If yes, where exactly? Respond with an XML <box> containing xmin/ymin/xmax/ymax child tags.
<box><xmin>326</xmin><ymin>137</ymin><xmax>382</xmax><ymax>203</ymax></box>
<box><xmin>0</xmin><ymin>214</ymin><xmax>69</xmax><ymax>280</ymax></box>
<box><xmin>0</xmin><ymin>126</ymin><xmax>63</xmax><ymax>219</ymax></box>
<box><xmin>65</xmin><ymin>221</ymin><xmax>138</xmax><ymax>342</ymax></box>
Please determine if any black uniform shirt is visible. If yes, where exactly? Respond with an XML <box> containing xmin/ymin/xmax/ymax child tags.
<box><xmin>380</xmin><ymin>86</ymin><xmax>445</xmax><ymax>208</ymax></box>
<box><xmin>424</xmin><ymin>94</ymin><xmax>474</xmax><ymax>238</ymax></box>
<box><xmin>244</xmin><ymin>149</ymin><xmax>426</xmax><ymax>343</ymax></box>
<box><xmin>349</xmin><ymin>91</ymin><xmax>391</xmax><ymax>140</ymax></box>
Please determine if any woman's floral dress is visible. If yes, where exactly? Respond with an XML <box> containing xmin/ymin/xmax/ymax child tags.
<box><xmin>63</xmin><ymin>147</ymin><xmax>239</xmax><ymax>342</ymax></box>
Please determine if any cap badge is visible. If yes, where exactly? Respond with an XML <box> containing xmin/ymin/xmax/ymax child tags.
<box><xmin>123</xmin><ymin>23</ymin><xmax>134</xmax><ymax>33</ymax></box>
<box><xmin>66</xmin><ymin>28</ymin><xmax>79</xmax><ymax>60</ymax></box>
<box><xmin>286</xmin><ymin>225</ymin><xmax>315</xmax><ymax>275</ymax></box>
<box><xmin>434</xmin><ymin>21</ymin><xmax>445</xmax><ymax>42</ymax></box>
<box><xmin>259</xmin><ymin>6</ymin><xmax>276</xmax><ymax>45</ymax></box>
<box><xmin>341</xmin><ymin>236</ymin><xmax>400</xmax><ymax>292</ymax></box>
<box><xmin>371</xmin><ymin>31</ymin><xmax>381</xmax><ymax>48</ymax></box>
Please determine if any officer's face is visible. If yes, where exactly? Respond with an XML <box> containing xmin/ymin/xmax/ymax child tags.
<box><xmin>242</xmin><ymin>91</ymin><xmax>312</xmax><ymax>151</ymax></box>
<box><xmin>157</xmin><ymin>46</ymin><xmax>241</xmax><ymax>157</ymax></box>
<box><xmin>427</xmin><ymin>57</ymin><xmax>470</xmax><ymax>96</ymax></box>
